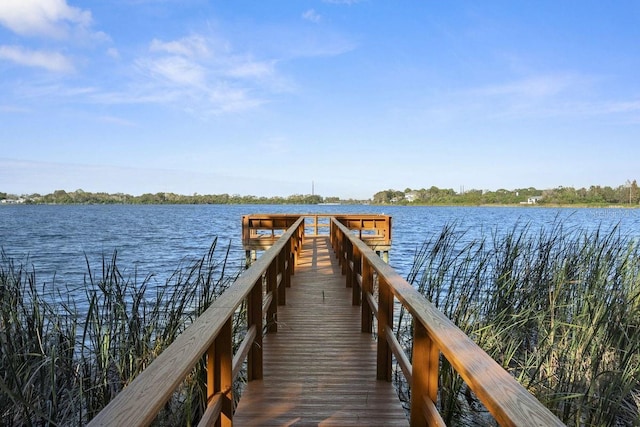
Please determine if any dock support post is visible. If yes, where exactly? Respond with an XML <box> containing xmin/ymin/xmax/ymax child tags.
<box><xmin>245</xmin><ymin>250</ymin><xmax>258</xmax><ymax>268</ymax></box>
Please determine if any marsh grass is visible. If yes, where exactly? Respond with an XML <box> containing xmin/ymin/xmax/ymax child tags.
<box><xmin>0</xmin><ymin>239</ymin><xmax>242</xmax><ymax>426</ymax></box>
<box><xmin>396</xmin><ymin>219</ymin><xmax>640</xmax><ymax>426</ymax></box>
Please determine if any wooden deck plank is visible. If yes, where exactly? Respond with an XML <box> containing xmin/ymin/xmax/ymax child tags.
<box><xmin>234</xmin><ymin>236</ymin><xmax>408</xmax><ymax>426</ymax></box>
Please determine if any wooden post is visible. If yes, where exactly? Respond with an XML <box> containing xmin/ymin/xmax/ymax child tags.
<box><xmin>341</xmin><ymin>231</ymin><xmax>348</xmax><ymax>276</ymax></box>
<box><xmin>247</xmin><ymin>277</ymin><xmax>263</xmax><ymax>381</ymax></box>
<box><xmin>352</xmin><ymin>244</ymin><xmax>361</xmax><ymax>306</ymax></box>
<box><xmin>346</xmin><ymin>239</ymin><xmax>353</xmax><ymax>286</ymax></box>
<box><xmin>284</xmin><ymin>244</ymin><xmax>291</xmax><ymax>288</ymax></box>
<box><xmin>361</xmin><ymin>257</ymin><xmax>373</xmax><ymax>333</ymax></box>
<box><xmin>410</xmin><ymin>319</ymin><xmax>439</xmax><ymax>425</ymax></box>
<box><xmin>207</xmin><ymin>318</ymin><xmax>233</xmax><ymax>427</ymax></box>
<box><xmin>245</xmin><ymin>250</ymin><xmax>251</xmax><ymax>269</ymax></box>
<box><xmin>266</xmin><ymin>260</ymin><xmax>278</xmax><ymax>333</ymax></box>
<box><xmin>377</xmin><ymin>276</ymin><xmax>393</xmax><ymax>381</ymax></box>
<box><xmin>277</xmin><ymin>250</ymin><xmax>286</xmax><ymax>305</ymax></box>
<box><xmin>242</xmin><ymin>215</ymin><xmax>249</xmax><ymax>244</ymax></box>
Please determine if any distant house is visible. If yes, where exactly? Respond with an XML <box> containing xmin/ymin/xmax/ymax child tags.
<box><xmin>521</xmin><ymin>196</ymin><xmax>542</xmax><ymax>205</ymax></box>
<box><xmin>405</xmin><ymin>191</ymin><xmax>419</xmax><ymax>202</ymax></box>
<box><xmin>1</xmin><ymin>197</ymin><xmax>25</xmax><ymax>204</ymax></box>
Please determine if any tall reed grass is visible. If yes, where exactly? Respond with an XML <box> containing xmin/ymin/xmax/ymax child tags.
<box><xmin>396</xmin><ymin>219</ymin><xmax>640</xmax><ymax>426</ymax></box>
<box><xmin>0</xmin><ymin>239</ymin><xmax>242</xmax><ymax>426</ymax></box>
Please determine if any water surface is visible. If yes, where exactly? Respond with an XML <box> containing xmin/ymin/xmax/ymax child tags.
<box><xmin>1</xmin><ymin>204</ymin><xmax>638</xmax><ymax>297</ymax></box>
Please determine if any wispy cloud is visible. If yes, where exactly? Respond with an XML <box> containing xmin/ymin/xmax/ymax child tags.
<box><xmin>0</xmin><ymin>0</ymin><xmax>95</xmax><ymax>40</ymax></box>
<box><xmin>97</xmin><ymin>115</ymin><xmax>137</xmax><ymax>127</ymax></box>
<box><xmin>323</xmin><ymin>0</ymin><xmax>362</xmax><ymax>4</ymax></box>
<box><xmin>302</xmin><ymin>9</ymin><xmax>322</xmax><ymax>23</ymax></box>
<box><xmin>138</xmin><ymin>55</ymin><xmax>206</xmax><ymax>86</ymax></box>
<box><xmin>0</xmin><ymin>45</ymin><xmax>74</xmax><ymax>72</ymax></box>
<box><xmin>121</xmin><ymin>34</ymin><xmax>287</xmax><ymax>114</ymax></box>
<box><xmin>0</xmin><ymin>104</ymin><xmax>31</xmax><ymax>113</ymax></box>
<box><xmin>407</xmin><ymin>72</ymin><xmax>640</xmax><ymax>126</ymax></box>
<box><xmin>258</xmin><ymin>137</ymin><xmax>291</xmax><ymax>155</ymax></box>
<box><xmin>150</xmin><ymin>35</ymin><xmax>210</xmax><ymax>58</ymax></box>
<box><xmin>468</xmin><ymin>75</ymin><xmax>577</xmax><ymax>99</ymax></box>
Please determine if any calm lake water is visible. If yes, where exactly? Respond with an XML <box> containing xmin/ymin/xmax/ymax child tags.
<box><xmin>1</xmin><ymin>204</ymin><xmax>639</xmax><ymax>299</ymax></box>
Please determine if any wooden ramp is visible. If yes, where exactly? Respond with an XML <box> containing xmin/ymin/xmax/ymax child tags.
<box><xmin>234</xmin><ymin>235</ymin><xmax>408</xmax><ymax>426</ymax></box>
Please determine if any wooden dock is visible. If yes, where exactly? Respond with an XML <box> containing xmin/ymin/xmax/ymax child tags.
<box><xmin>233</xmin><ymin>235</ymin><xmax>408</xmax><ymax>426</ymax></box>
<box><xmin>89</xmin><ymin>214</ymin><xmax>563</xmax><ymax>427</ymax></box>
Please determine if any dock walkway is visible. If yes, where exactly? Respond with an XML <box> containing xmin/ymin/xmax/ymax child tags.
<box><xmin>233</xmin><ymin>235</ymin><xmax>408</xmax><ymax>426</ymax></box>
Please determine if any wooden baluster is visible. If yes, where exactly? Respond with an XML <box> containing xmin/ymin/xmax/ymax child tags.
<box><xmin>289</xmin><ymin>236</ymin><xmax>296</xmax><ymax>276</ymax></box>
<box><xmin>361</xmin><ymin>257</ymin><xmax>373</xmax><ymax>333</ymax></box>
<box><xmin>345</xmin><ymin>238</ymin><xmax>353</xmax><ymax>285</ymax></box>
<box><xmin>247</xmin><ymin>277</ymin><xmax>263</xmax><ymax>381</ymax></box>
<box><xmin>352</xmin><ymin>244</ymin><xmax>361</xmax><ymax>306</ymax></box>
<box><xmin>341</xmin><ymin>232</ymin><xmax>349</xmax><ymax>276</ymax></box>
<box><xmin>207</xmin><ymin>318</ymin><xmax>233</xmax><ymax>427</ymax></box>
<box><xmin>278</xmin><ymin>249</ymin><xmax>286</xmax><ymax>305</ymax></box>
<box><xmin>266</xmin><ymin>260</ymin><xmax>278</xmax><ymax>333</ymax></box>
<box><xmin>377</xmin><ymin>276</ymin><xmax>393</xmax><ymax>381</ymax></box>
<box><xmin>284</xmin><ymin>243</ymin><xmax>291</xmax><ymax>288</ymax></box>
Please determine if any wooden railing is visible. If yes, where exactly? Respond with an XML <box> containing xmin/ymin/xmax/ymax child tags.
<box><xmin>330</xmin><ymin>218</ymin><xmax>564</xmax><ymax>426</ymax></box>
<box><xmin>88</xmin><ymin>217</ymin><xmax>305</xmax><ymax>427</ymax></box>
<box><xmin>242</xmin><ymin>213</ymin><xmax>391</xmax><ymax>250</ymax></box>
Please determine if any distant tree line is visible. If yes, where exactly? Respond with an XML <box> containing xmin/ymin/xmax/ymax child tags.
<box><xmin>373</xmin><ymin>181</ymin><xmax>640</xmax><ymax>206</ymax></box>
<box><xmin>1</xmin><ymin>189</ymin><xmax>356</xmax><ymax>205</ymax></box>
<box><xmin>2</xmin><ymin>181</ymin><xmax>639</xmax><ymax>206</ymax></box>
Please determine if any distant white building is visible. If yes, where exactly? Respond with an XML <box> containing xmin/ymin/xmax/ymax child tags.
<box><xmin>405</xmin><ymin>191</ymin><xmax>419</xmax><ymax>202</ymax></box>
<box><xmin>1</xmin><ymin>198</ymin><xmax>25</xmax><ymax>204</ymax></box>
<box><xmin>521</xmin><ymin>196</ymin><xmax>542</xmax><ymax>205</ymax></box>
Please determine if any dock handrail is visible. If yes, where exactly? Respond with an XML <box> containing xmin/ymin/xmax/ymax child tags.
<box><xmin>242</xmin><ymin>213</ymin><xmax>391</xmax><ymax>251</ymax></box>
<box><xmin>88</xmin><ymin>217</ymin><xmax>305</xmax><ymax>427</ymax></box>
<box><xmin>330</xmin><ymin>218</ymin><xmax>564</xmax><ymax>426</ymax></box>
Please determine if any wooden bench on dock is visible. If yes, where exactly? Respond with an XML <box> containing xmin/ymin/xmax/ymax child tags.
<box><xmin>88</xmin><ymin>214</ymin><xmax>563</xmax><ymax>426</ymax></box>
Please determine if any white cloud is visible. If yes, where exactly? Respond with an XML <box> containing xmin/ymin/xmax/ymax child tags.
<box><xmin>0</xmin><ymin>104</ymin><xmax>31</xmax><ymax>113</ymax></box>
<box><xmin>97</xmin><ymin>115</ymin><xmax>137</xmax><ymax>127</ymax></box>
<box><xmin>323</xmin><ymin>0</ymin><xmax>362</xmax><ymax>4</ymax></box>
<box><xmin>150</xmin><ymin>35</ymin><xmax>210</xmax><ymax>58</ymax></box>
<box><xmin>302</xmin><ymin>9</ymin><xmax>322</xmax><ymax>23</ymax></box>
<box><xmin>106</xmin><ymin>47</ymin><xmax>120</xmax><ymax>59</ymax></box>
<box><xmin>226</xmin><ymin>58</ymin><xmax>275</xmax><ymax>79</ymax></box>
<box><xmin>140</xmin><ymin>55</ymin><xmax>206</xmax><ymax>86</ymax></box>
<box><xmin>469</xmin><ymin>75</ymin><xmax>576</xmax><ymax>99</ymax></box>
<box><xmin>0</xmin><ymin>45</ymin><xmax>74</xmax><ymax>72</ymax></box>
<box><xmin>125</xmin><ymin>34</ymin><xmax>286</xmax><ymax>114</ymax></box>
<box><xmin>0</xmin><ymin>0</ymin><xmax>92</xmax><ymax>39</ymax></box>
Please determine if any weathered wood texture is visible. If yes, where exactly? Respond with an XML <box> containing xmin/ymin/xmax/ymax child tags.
<box><xmin>234</xmin><ymin>236</ymin><xmax>408</xmax><ymax>426</ymax></box>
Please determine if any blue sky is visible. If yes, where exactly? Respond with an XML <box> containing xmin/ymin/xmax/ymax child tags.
<box><xmin>1</xmin><ymin>0</ymin><xmax>639</xmax><ymax>199</ymax></box>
